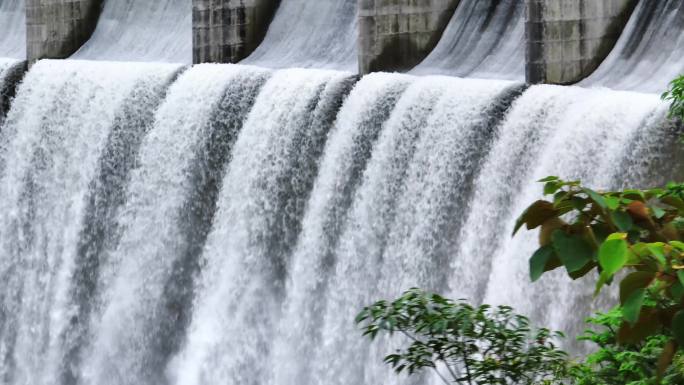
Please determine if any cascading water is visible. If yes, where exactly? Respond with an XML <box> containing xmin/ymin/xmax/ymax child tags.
<box><xmin>0</xmin><ymin>0</ymin><xmax>683</xmax><ymax>384</ymax></box>
<box><xmin>582</xmin><ymin>0</ymin><xmax>684</xmax><ymax>92</ymax></box>
<box><xmin>0</xmin><ymin>59</ymin><xmax>182</xmax><ymax>385</ymax></box>
<box><xmin>411</xmin><ymin>0</ymin><xmax>525</xmax><ymax>80</ymax></box>
<box><xmin>241</xmin><ymin>0</ymin><xmax>358</xmax><ymax>71</ymax></box>
<box><xmin>78</xmin><ymin>64</ymin><xmax>270</xmax><ymax>385</ymax></box>
<box><xmin>0</xmin><ymin>0</ymin><xmax>26</xmax><ymax>120</ymax></box>
<box><xmin>72</xmin><ymin>0</ymin><xmax>192</xmax><ymax>63</ymax></box>
<box><xmin>169</xmin><ymin>68</ymin><xmax>356</xmax><ymax>385</ymax></box>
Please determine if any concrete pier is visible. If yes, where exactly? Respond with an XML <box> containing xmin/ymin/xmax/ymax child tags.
<box><xmin>525</xmin><ymin>0</ymin><xmax>637</xmax><ymax>84</ymax></box>
<box><xmin>358</xmin><ymin>0</ymin><xmax>460</xmax><ymax>74</ymax></box>
<box><xmin>26</xmin><ymin>0</ymin><xmax>101</xmax><ymax>64</ymax></box>
<box><xmin>193</xmin><ymin>0</ymin><xmax>280</xmax><ymax>64</ymax></box>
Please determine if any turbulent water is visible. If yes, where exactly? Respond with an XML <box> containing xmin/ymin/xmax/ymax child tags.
<box><xmin>412</xmin><ymin>0</ymin><xmax>525</xmax><ymax>80</ymax></box>
<box><xmin>242</xmin><ymin>0</ymin><xmax>358</xmax><ymax>71</ymax></box>
<box><xmin>0</xmin><ymin>0</ymin><xmax>683</xmax><ymax>384</ymax></box>
<box><xmin>72</xmin><ymin>0</ymin><xmax>192</xmax><ymax>63</ymax></box>
<box><xmin>582</xmin><ymin>0</ymin><xmax>684</xmax><ymax>92</ymax></box>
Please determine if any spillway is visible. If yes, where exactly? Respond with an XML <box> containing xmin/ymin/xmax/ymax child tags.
<box><xmin>412</xmin><ymin>0</ymin><xmax>525</xmax><ymax>80</ymax></box>
<box><xmin>72</xmin><ymin>0</ymin><xmax>192</xmax><ymax>63</ymax></box>
<box><xmin>0</xmin><ymin>0</ymin><xmax>26</xmax><ymax>120</ymax></box>
<box><xmin>242</xmin><ymin>0</ymin><xmax>358</xmax><ymax>71</ymax></box>
<box><xmin>0</xmin><ymin>0</ymin><xmax>683</xmax><ymax>384</ymax></box>
<box><xmin>582</xmin><ymin>0</ymin><xmax>684</xmax><ymax>93</ymax></box>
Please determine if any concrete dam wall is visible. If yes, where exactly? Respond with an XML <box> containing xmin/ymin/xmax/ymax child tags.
<box><xmin>7</xmin><ymin>0</ymin><xmax>656</xmax><ymax>85</ymax></box>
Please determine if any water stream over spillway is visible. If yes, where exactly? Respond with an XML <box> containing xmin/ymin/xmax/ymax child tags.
<box><xmin>412</xmin><ymin>0</ymin><xmax>525</xmax><ymax>80</ymax></box>
<box><xmin>241</xmin><ymin>0</ymin><xmax>358</xmax><ymax>71</ymax></box>
<box><xmin>72</xmin><ymin>0</ymin><xmax>192</xmax><ymax>63</ymax></box>
<box><xmin>0</xmin><ymin>0</ymin><xmax>683</xmax><ymax>384</ymax></box>
<box><xmin>0</xmin><ymin>0</ymin><xmax>26</xmax><ymax>120</ymax></box>
<box><xmin>582</xmin><ymin>0</ymin><xmax>684</xmax><ymax>92</ymax></box>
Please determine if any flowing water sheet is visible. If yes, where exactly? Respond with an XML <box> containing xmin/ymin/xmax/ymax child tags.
<box><xmin>581</xmin><ymin>0</ymin><xmax>684</xmax><ymax>93</ymax></box>
<box><xmin>72</xmin><ymin>0</ymin><xmax>192</xmax><ymax>63</ymax></box>
<box><xmin>0</xmin><ymin>59</ymin><xmax>181</xmax><ymax>385</ymax></box>
<box><xmin>79</xmin><ymin>64</ymin><xmax>271</xmax><ymax>385</ymax></box>
<box><xmin>242</xmin><ymin>0</ymin><xmax>358</xmax><ymax>71</ymax></box>
<box><xmin>412</xmin><ymin>0</ymin><xmax>525</xmax><ymax>80</ymax></box>
<box><xmin>0</xmin><ymin>0</ymin><xmax>26</xmax><ymax>59</ymax></box>
<box><xmin>169</xmin><ymin>68</ymin><xmax>356</xmax><ymax>385</ymax></box>
<box><xmin>452</xmin><ymin>85</ymin><xmax>677</xmax><ymax>347</ymax></box>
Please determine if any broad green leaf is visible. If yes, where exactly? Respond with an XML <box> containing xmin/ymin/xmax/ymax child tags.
<box><xmin>671</xmin><ymin>241</ymin><xmax>684</xmax><ymax>251</ymax></box>
<box><xmin>679</xmin><ymin>271</ymin><xmax>684</xmax><ymax>286</ymax></box>
<box><xmin>652</xmin><ymin>206</ymin><xmax>666</xmax><ymax>219</ymax></box>
<box><xmin>598</xmin><ymin>237</ymin><xmax>629</xmax><ymax>277</ymax></box>
<box><xmin>619</xmin><ymin>271</ymin><xmax>654</xmax><ymax>305</ymax></box>
<box><xmin>647</xmin><ymin>243</ymin><xmax>667</xmax><ymax>266</ymax></box>
<box><xmin>610</xmin><ymin>211</ymin><xmax>633</xmax><ymax>232</ymax></box>
<box><xmin>595</xmin><ymin>270</ymin><xmax>612</xmax><ymax>296</ymax></box>
<box><xmin>529</xmin><ymin>246</ymin><xmax>554</xmax><ymax>282</ymax></box>
<box><xmin>672</xmin><ymin>310</ymin><xmax>684</xmax><ymax>346</ymax></box>
<box><xmin>605</xmin><ymin>196</ymin><xmax>620</xmax><ymax>210</ymax></box>
<box><xmin>544</xmin><ymin>182</ymin><xmax>560</xmax><ymax>195</ymax></box>
<box><xmin>552</xmin><ymin>230</ymin><xmax>594</xmax><ymax>273</ymax></box>
<box><xmin>583</xmin><ymin>188</ymin><xmax>608</xmax><ymax>209</ymax></box>
<box><xmin>623</xmin><ymin>289</ymin><xmax>645</xmax><ymax>325</ymax></box>
<box><xmin>513</xmin><ymin>201</ymin><xmax>556</xmax><ymax>235</ymax></box>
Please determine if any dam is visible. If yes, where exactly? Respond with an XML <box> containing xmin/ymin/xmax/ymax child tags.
<box><xmin>0</xmin><ymin>0</ymin><xmax>682</xmax><ymax>384</ymax></box>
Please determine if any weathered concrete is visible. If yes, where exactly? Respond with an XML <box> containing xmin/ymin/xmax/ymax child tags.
<box><xmin>358</xmin><ymin>0</ymin><xmax>460</xmax><ymax>74</ymax></box>
<box><xmin>26</xmin><ymin>0</ymin><xmax>102</xmax><ymax>64</ymax></box>
<box><xmin>525</xmin><ymin>0</ymin><xmax>637</xmax><ymax>85</ymax></box>
<box><xmin>193</xmin><ymin>0</ymin><xmax>280</xmax><ymax>64</ymax></box>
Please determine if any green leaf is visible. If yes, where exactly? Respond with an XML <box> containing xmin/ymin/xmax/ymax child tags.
<box><xmin>544</xmin><ymin>181</ymin><xmax>561</xmax><ymax>195</ymax></box>
<box><xmin>583</xmin><ymin>188</ymin><xmax>608</xmax><ymax>209</ymax></box>
<box><xmin>530</xmin><ymin>246</ymin><xmax>554</xmax><ymax>282</ymax></box>
<box><xmin>671</xmin><ymin>241</ymin><xmax>684</xmax><ymax>251</ymax></box>
<box><xmin>652</xmin><ymin>206</ymin><xmax>666</xmax><ymax>219</ymax></box>
<box><xmin>619</xmin><ymin>271</ymin><xmax>654</xmax><ymax>305</ymax></box>
<box><xmin>513</xmin><ymin>201</ymin><xmax>557</xmax><ymax>235</ymax></box>
<box><xmin>538</xmin><ymin>176</ymin><xmax>559</xmax><ymax>183</ymax></box>
<box><xmin>623</xmin><ymin>289</ymin><xmax>646</xmax><ymax>325</ymax></box>
<box><xmin>552</xmin><ymin>230</ymin><xmax>594</xmax><ymax>273</ymax></box>
<box><xmin>595</xmin><ymin>270</ymin><xmax>612</xmax><ymax>296</ymax></box>
<box><xmin>605</xmin><ymin>196</ymin><xmax>620</xmax><ymax>210</ymax></box>
<box><xmin>647</xmin><ymin>243</ymin><xmax>667</xmax><ymax>266</ymax></box>
<box><xmin>662</xmin><ymin>196</ymin><xmax>684</xmax><ymax>212</ymax></box>
<box><xmin>598</xmin><ymin>236</ymin><xmax>629</xmax><ymax>277</ymax></box>
<box><xmin>672</xmin><ymin>311</ymin><xmax>684</xmax><ymax>346</ymax></box>
<box><xmin>610</xmin><ymin>211</ymin><xmax>633</xmax><ymax>232</ymax></box>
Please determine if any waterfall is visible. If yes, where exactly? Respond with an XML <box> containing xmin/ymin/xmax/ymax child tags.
<box><xmin>0</xmin><ymin>0</ymin><xmax>682</xmax><ymax>384</ymax></box>
<box><xmin>581</xmin><ymin>0</ymin><xmax>684</xmax><ymax>92</ymax></box>
<box><xmin>169</xmin><ymin>68</ymin><xmax>356</xmax><ymax>385</ymax></box>
<box><xmin>75</xmin><ymin>63</ymin><xmax>270</xmax><ymax>385</ymax></box>
<box><xmin>0</xmin><ymin>59</ymin><xmax>182</xmax><ymax>385</ymax></box>
<box><xmin>411</xmin><ymin>0</ymin><xmax>525</xmax><ymax>80</ymax></box>
<box><xmin>454</xmin><ymin>86</ymin><xmax>677</xmax><ymax>347</ymax></box>
<box><xmin>242</xmin><ymin>0</ymin><xmax>358</xmax><ymax>71</ymax></box>
<box><xmin>72</xmin><ymin>0</ymin><xmax>192</xmax><ymax>63</ymax></box>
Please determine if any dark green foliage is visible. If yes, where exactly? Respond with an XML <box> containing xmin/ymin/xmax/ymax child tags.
<box><xmin>517</xmin><ymin>178</ymin><xmax>684</xmax><ymax>373</ymax></box>
<box><xmin>356</xmin><ymin>289</ymin><xmax>569</xmax><ymax>385</ymax></box>
<box><xmin>571</xmin><ymin>307</ymin><xmax>684</xmax><ymax>385</ymax></box>
<box><xmin>662</xmin><ymin>75</ymin><xmax>684</xmax><ymax>121</ymax></box>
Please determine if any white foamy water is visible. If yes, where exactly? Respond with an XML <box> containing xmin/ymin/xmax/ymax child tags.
<box><xmin>0</xmin><ymin>59</ymin><xmax>181</xmax><ymax>385</ymax></box>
